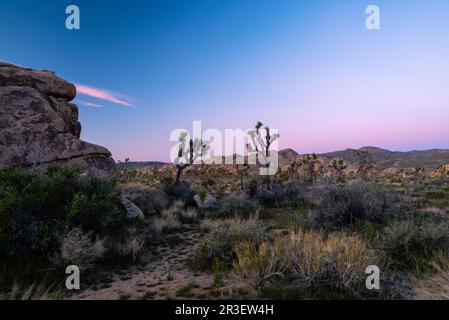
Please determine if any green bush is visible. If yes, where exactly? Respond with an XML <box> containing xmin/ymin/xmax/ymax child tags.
<box><xmin>218</xmin><ymin>195</ymin><xmax>260</xmax><ymax>218</ymax></box>
<box><xmin>0</xmin><ymin>166</ymin><xmax>127</xmax><ymax>260</ymax></box>
<box><xmin>377</xmin><ymin>217</ymin><xmax>449</xmax><ymax>271</ymax></box>
<box><xmin>309</xmin><ymin>181</ymin><xmax>409</xmax><ymax>229</ymax></box>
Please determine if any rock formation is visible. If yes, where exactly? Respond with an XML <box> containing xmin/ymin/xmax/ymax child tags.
<box><xmin>0</xmin><ymin>61</ymin><xmax>116</xmax><ymax>178</ymax></box>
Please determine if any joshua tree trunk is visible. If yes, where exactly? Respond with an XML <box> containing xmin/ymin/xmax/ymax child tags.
<box><xmin>175</xmin><ymin>164</ymin><xmax>188</xmax><ymax>184</ymax></box>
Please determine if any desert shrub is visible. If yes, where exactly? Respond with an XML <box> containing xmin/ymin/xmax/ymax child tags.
<box><xmin>309</xmin><ymin>181</ymin><xmax>408</xmax><ymax>229</ymax></box>
<box><xmin>254</xmin><ymin>183</ymin><xmax>304</xmax><ymax>208</ymax></box>
<box><xmin>191</xmin><ymin>218</ymin><xmax>269</xmax><ymax>270</ymax></box>
<box><xmin>57</xmin><ymin>228</ymin><xmax>105</xmax><ymax>270</ymax></box>
<box><xmin>151</xmin><ymin>200</ymin><xmax>200</xmax><ymax>230</ymax></box>
<box><xmin>163</xmin><ymin>181</ymin><xmax>195</xmax><ymax>205</ymax></box>
<box><xmin>0</xmin><ymin>166</ymin><xmax>127</xmax><ymax>260</ymax></box>
<box><xmin>218</xmin><ymin>195</ymin><xmax>260</xmax><ymax>218</ymax></box>
<box><xmin>377</xmin><ymin>218</ymin><xmax>449</xmax><ymax>271</ymax></box>
<box><xmin>179</xmin><ymin>208</ymin><xmax>199</xmax><ymax>224</ymax></box>
<box><xmin>151</xmin><ymin>203</ymin><xmax>183</xmax><ymax>234</ymax></box>
<box><xmin>126</xmin><ymin>188</ymin><xmax>169</xmax><ymax>215</ymax></box>
<box><xmin>245</xmin><ymin>176</ymin><xmax>263</xmax><ymax>198</ymax></box>
<box><xmin>234</xmin><ymin>230</ymin><xmax>378</xmax><ymax>297</ymax></box>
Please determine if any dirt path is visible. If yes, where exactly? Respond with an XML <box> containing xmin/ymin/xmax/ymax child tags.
<box><xmin>70</xmin><ymin>226</ymin><xmax>234</xmax><ymax>300</ymax></box>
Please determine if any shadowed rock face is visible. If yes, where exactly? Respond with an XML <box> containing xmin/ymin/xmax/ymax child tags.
<box><xmin>0</xmin><ymin>62</ymin><xmax>116</xmax><ymax>178</ymax></box>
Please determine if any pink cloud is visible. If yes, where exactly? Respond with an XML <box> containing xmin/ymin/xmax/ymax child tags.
<box><xmin>76</xmin><ymin>84</ymin><xmax>135</xmax><ymax>107</ymax></box>
<box><xmin>79</xmin><ymin>101</ymin><xmax>103</xmax><ymax>108</ymax></box>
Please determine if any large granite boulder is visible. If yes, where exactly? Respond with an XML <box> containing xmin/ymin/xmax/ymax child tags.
<box><xmin>0</xmin><ymin>62</ymin><xmax>116</xmax><ymax>178</ymax></box>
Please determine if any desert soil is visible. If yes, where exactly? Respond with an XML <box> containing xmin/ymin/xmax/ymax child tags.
<box><xmin>69</xmin><ymin>226</ymin><xmax>236</xmax><ymax>300</ymax></box>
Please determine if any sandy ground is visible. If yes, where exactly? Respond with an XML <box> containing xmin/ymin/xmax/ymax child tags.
<box><xmin>70</xmin><ymin>226</ymin><xmax>238</xmax><ymax>300</ymax></box>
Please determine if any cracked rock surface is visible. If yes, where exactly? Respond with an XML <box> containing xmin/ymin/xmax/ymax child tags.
<box><xmin>0</xmin><ymin>62</ymin><xmax>116</xmax><ymax>178</ymax></box>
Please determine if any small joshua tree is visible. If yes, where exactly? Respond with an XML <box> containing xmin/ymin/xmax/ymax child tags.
<box><xmin>354</xmin><ymin>150</ymin><xmax>375</xmax><ymax>180</ymax></box>
<box><xmin>301</xmin><ymin>153</ymin><xmax>323</xmax><ymax>184</ymax></box>
<box><xmin>276</xmin><ymin>167</ymin><xmax>290</xmax><ymax>186</ymax></box>
<box><xmin>174</xmin><ymin>132</ymin><xmax>209</xmax><ymax>184</ymax></box>
<box><xmin>288</xmin><ymin>159</ymin><xmax>302</xmax><ymax>181</ymax></box>
<box><xmin>329</xmin><ymin>158</ymin><xmax>347</xmax><ymax>184</ymax></box>
<box><xmin>234</xmin><ymin>162</ymin><xmax>250</xmax><ymax>191</ymax></box>
<box><xmin>247</xmin><ymin>121</ymin><xmax>279</xmax><ymax>190</ymax></box>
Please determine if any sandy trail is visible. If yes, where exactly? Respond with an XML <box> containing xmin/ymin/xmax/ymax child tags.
<box><xmin>71</xmin><ymin>226</ymin><xmax>227</xmax><ymax>300</ymax></box>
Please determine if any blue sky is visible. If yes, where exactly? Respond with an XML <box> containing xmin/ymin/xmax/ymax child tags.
<box><xmin>1</xmin><ymin>0</ymin><xmax>448</xmax><ymax>161</ymax></box>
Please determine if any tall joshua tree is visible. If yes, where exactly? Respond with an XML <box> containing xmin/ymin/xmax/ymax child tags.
<box><xmin>174</xmin><ymin>132</ymin><xmax>209</xmax><ymax>184</ymax></box>
<box><xmin>247</xmin><ymin>121</ymin><xmax>279</xmax><ymax>190</ymax></box>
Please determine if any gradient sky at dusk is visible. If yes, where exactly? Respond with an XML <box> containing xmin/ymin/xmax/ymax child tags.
<box><xmin>1</xmin><ymin>0</ymin><xmax>448</xmax><ymax>161</ymax></box>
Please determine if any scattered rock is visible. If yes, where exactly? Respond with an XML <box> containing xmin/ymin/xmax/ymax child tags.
<box><xmin>193</xmin><ymin>194</ymin><xmax>217</xmax><ymax>209</ymax></box>
<box><xmin>120</xmin><ymin>194</ymin><xmax>145</xmax><ymax>220</ymax></box>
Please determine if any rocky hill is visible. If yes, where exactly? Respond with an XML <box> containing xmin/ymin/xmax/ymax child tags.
<box><xmin>0</xmin><ymin>61</ymin><xmax>116</xmax><ymax>177</ymax></box>
<box><xmin>278</xmin><ymin>147</ymin><xmax>449</xmax><ymax>170</ymax></box>
<box><xmin>117</xmin><ymin>161</ymin><xmax>167</xmax><ymax>170</ymax></box>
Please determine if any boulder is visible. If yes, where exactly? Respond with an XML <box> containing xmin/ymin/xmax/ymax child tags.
<box><xmin>0</xmin><ymin>62</ymin><xmax>116</xmax><ymax>178</ymax></box>
<box><xmin>120</xmin><ymin>194</ymin><xmax>145</xmax><ymax>220</ymax></box>
<box><xmin>0</xmin><ymin>62</ymin><xmax>76</xmax><ymax>100</ymax></box>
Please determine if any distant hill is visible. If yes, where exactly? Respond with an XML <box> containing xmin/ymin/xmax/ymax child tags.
<box><xmin>278</xmin><ymin>146</ymin><xmax>449</xmax><ymax>170</ymax></box>
<box><xmin>122</xmin><ymin>147</ymin><xmax>449</xmax><ymax>170</ymax></box>
<box><xmin>320</xmin><ymin>147</ymin><xmax>449</xmax><ymax>169</ymax></box>
<box><xmin>116</xmin><ymin>161</ymin><xmax>167</xmax><ymax>170</ymax></box>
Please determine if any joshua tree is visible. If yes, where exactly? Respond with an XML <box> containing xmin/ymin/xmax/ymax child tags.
<box><xmin>174</xmin><ymin>132</ymin><xmax>209</xmax><ymax>184</ymax></box>
<box><xmin>354</xmin><ymin>150</ymin><xmax>375</xmax><ymax>180</ymax></box>
<box><xmin>246</xmin><ymin>121</ymin><xmax>279</xmax><ymax>190</ymax></box>
<box><xmin>300</xmin><ymin>153</ymin><xmax>324</xmax><ymax>184</ymax></box>
<box><xmin>275</xmin><ymin>167</ymin><xmax>290</xmax><ymax>186</ymax></box>
<box><xmin>329</xmin><ymin>158</ymin><xmax>347</xmax><ymax>184</ymax></box>
<box><xmin>234</xmin><ymin>162</ymin><xmax>250</xmax><ymax>191</ymax></box>
<box><xmin>288</xmin><ymin>159</ymin><xmax>302</xmax><ymax>181</ymax></box>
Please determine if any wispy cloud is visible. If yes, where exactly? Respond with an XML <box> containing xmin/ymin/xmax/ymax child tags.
<box><xmin>78</xmin><ymin>101</ymin><xmax>103</xmax><ymax>108</ymax></box>
<box><xmin>76</xmin><ymin>84</ymin><xmax>135</xmax><ymax>107</ymax></box>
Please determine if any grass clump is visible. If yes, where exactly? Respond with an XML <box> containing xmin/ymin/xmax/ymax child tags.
<box><xmin>191</xmin><ymin>218</ymin><xmax>269</xmax><ymax>270</ymax></box>
<box><xmin>234</xmin><ymin>229</ymin><xmax>378</xmax><ymax>298</ymax></box>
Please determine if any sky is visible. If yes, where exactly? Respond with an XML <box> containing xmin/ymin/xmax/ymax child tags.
<box><xmin>1</xmin><ymin>0</ymin><xmax>448</xmax><ymax>162</ymax></box>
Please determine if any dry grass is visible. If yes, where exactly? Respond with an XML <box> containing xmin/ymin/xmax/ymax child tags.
<box><xmin>409</xmin><ymin>261</ymin><xmax>449</xmax><ymax>299</ymax></box>
<box><xmin>115</xmin><ymin>232</ymin><xmax>146</xmax><ymax>261</ymax></box>
<box><xmin>234</xmin><ymin>229</ymin><xmax>378</xmax><ymax>296</ymax></box>
<box><xmin>2</xmin><ymin>282</ymin><xmax>63</xmax><ymax>300</ymax></box>
<box><xmin>191</xmin><ymin>217</ymin><xmax>268</xmax><ymax>270</ymax></box>
<box><xmin>57</xmin><ymin>228</ymin><xmax>105</xmax><ymax>270</ymax></box>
